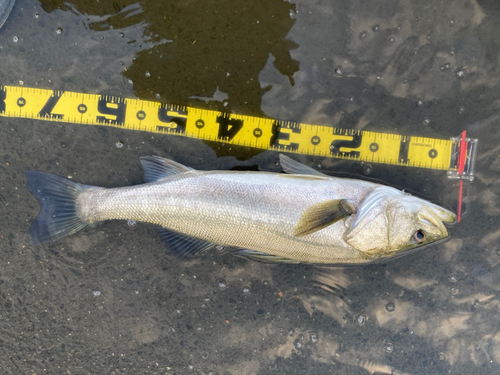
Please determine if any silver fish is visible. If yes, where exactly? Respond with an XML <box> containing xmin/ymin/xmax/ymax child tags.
<box><xmin>25</xmin><ymin>155</ymin><xmax>456</xmax><ymax>264</ymax></box>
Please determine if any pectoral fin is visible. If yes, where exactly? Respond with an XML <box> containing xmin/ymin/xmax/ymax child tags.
<box><xmin>294</xmin><ymin>199</ymin><xmax>354</xmax><ymax>237</ymax></box>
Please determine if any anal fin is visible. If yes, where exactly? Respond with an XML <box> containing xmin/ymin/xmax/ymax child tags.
<box><xmin>157</xmin><ymin>227</ymin><xmax>215</xmax><ymax>258</ymax></box>
<box><xmin>233</xmin><ymin>249</ymin><xmax>301</xmax><ymax>264</ymax></box>
<box><xmin>294</xmin><ymin>199</ymin><xmax>354</xmax><ymax>237</ymax></box>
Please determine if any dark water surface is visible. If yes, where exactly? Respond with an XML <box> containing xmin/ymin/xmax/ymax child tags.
<box><xmin>0</xmin><ymin>0</ymin><xmax>499</xmax><ymax>373</ymax></box>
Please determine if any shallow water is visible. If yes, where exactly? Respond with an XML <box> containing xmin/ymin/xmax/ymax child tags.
<box><xmin>0</xmin><ymin>0</ymin><xmax>499</xmax><ymax>373</ymax></box>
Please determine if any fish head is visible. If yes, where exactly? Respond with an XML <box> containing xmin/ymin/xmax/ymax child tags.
<box><xmin>345</xmin><ymin>187</ymin><xmax>456</xmax><ymax>260</ymax></box>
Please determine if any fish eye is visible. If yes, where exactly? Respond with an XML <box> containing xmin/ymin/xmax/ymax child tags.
<box><xmin>412</xmin><ymin>230</ymin><xmax>426</xmax><ymax>244</ymax></box>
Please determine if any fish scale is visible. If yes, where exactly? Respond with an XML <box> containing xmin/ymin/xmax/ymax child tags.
<box><xmin>78</xmin><ymin>172</ymin><xmax>370</xmax><ymax>263</ymax></box>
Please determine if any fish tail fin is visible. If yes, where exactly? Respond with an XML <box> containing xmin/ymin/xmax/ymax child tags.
<box><xmin>25</xmin><ymin>171</ymin><xmax>93</xmax><ymax>245</ymax></box>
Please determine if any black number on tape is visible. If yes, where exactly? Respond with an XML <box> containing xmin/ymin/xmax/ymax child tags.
<box><xmin>96</xmin><ymin>96</ymin><xmax>127</xmax><ymax>125</ymax></box>
<box><xmin>157</xmin><ymin>105</ymin><xmax>187</xmax><ymax>133</ymax></box>
<box><xmin>216</xmin><ymin>115</ymin><xmax>243</xmax><ymax>140</ymax></box>
<box><xmin>78</xmin><ymin>104</ymin><xmax>87</xmax><ymax>114</ymax></box>
<box><xmin>270</xmin><ymin>121</ymin><xmax>301</xmax><ymax>151</ymax></box>
<box><xmin>137</xmin><ymin>111</ymin><xmax>146</xmax><ymax>120</ymax></box>
<box><xmin>0</xmin><ymin>88</ymin><xmax>5</xmax><ymax>113</ymax></box>
<box><xmin>17</xmin><ymin>97</ymin><xmax>26</xmax><ymax>107</ymax></box>
<box><xmin>270</xmin><ymin>121</ymin><xmax>280</xmax><ymax>147</ymax></box>
<box><xmin>253</xmin><ymin>128</ymin><xmax>263</xmax><ymax>138</ymax></box>
<box><xmin>330</xmin><ymin>131</ymin><xmax>362</xmax><ymax>157</ymax></box>
<box><xmin>195</xmin><ymin>119</ymin><xmax>205</xmax><ymax>129</ymax></box>
<box><xmin>38</xmin><ymin>91</ymin><xmax>64</xmax><ymax>119</ymax></box>
<box><xmin>369</xmin><ymin>142</ymin><xmax>379</xmax><ymax>152</ymax></box>
<box><xmin>398</xmin><ymin>136</ymin><xmax>410</xmax><ymax>164</ymax></box>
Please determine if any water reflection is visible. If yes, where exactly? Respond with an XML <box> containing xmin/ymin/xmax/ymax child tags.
<box><xmin>42</xmin><ymin>0</ymin><xmax>299</xmax><ymax>113</ymax></box>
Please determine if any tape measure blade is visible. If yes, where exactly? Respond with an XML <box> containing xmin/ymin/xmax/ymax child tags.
<box><xmin>0</xmin><ymin>84</ymin><xmax>459</xmax><ymax>173</ymax></box>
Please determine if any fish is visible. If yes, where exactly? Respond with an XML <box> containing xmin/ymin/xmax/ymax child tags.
<box><xmin>25</xmin><ymin>154</ymin><xmax>456</xmax><ymax>265</ymax></box>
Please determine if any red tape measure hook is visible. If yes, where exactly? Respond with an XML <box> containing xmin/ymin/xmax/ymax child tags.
<box><xmin>447</xmin><ymin>131</ymin><xmax>478</xmax><ymax>223</ymax></box>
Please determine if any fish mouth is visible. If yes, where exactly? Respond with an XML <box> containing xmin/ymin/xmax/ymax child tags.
<box><xmin>428</xmin><ymin>204</ymin><xmax>457</xmax><ymax>225</ymax></box>
<box><xmin>418</xmin><ymin>205</ymin><xmax>456</xmax><ymax>239</ymax></box>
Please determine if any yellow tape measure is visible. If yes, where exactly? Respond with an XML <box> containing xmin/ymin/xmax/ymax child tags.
<box><xmin>0</xmin><ymin>85</ymin><xmax>476</xmax><ymax>176</ymax></box>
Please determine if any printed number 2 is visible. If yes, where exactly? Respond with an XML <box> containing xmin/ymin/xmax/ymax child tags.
<box><xmin>330</xmin><ymin>133</ymin><xmax>362</xmax><ymax>158</ymax></box>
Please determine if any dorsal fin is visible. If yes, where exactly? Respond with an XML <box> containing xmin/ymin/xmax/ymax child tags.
<box><xmin>294</xmin><ymin>199</ymin><xmax>354</xmax><ymax>237</ymax></box>
<box><xmin>140</xmin><ymin>156</ymin><xmax>193</xmax><ymax>183</ymax></box>
<box><xmin>279</xmin><ymin>154</ymin><xmax>328</xmax><ymax>177</ymax></box>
